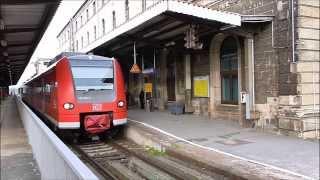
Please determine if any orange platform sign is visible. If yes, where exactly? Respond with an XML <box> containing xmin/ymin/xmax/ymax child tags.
<box><xmin>130</xmin><ymin>63</ymin><xmax>141</xmax><ymax>73</ymax></box>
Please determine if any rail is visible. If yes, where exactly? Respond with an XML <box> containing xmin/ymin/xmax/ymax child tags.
<box><xmin>15</xmin><ymin>97</ymin><xmax>98</xmax><ymax>180</ymax></box>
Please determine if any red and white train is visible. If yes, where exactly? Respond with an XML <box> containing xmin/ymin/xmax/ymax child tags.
<box><xmin>21</xmin><ymin>53</ymin><xmax>127</xmax><ymax>136</ymax></box>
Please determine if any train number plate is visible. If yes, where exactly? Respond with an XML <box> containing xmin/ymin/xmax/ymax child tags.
<box><xmin>92</xmin><ymin>104</ymin><xmax>102</xmax><ymax>111</ymax></box>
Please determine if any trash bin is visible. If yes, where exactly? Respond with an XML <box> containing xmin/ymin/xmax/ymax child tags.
<box><xmin>168</xmin><ymin>102</ymin><xmax>184</xmax><ymax>115</ymax></box>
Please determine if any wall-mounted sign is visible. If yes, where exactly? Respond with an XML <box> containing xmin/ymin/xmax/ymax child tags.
<box><xmin>240</xmin><ymin>91</ymin><xmax>247</xmax><ymax>104</ymax></box>
<box><xmin>142</xmin><ymin>68</ymin><xmax>154</xmax><ymax>74</ymax></box>
<box><xmin>144</xmin><ymin>83</ymin><xmax>153</xmax><ymax>93</ymax></box>
<box><xmin>193</xmin><ymin>75</ymin><xmax>209</xmax><ymax>97</ymax></box>
<box><xmin>130</xmin><ymin>63</ymin><xmax>141</xmax><ymax>73</ymax></box>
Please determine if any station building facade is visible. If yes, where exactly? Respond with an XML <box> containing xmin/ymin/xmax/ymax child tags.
<box><xmin>58</xmin><ymin>0</ymin><xmax>319</xmax><ymax>139</ymax></box>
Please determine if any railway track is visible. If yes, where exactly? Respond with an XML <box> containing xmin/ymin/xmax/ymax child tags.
<box><xmin>71</xmin><ymin>139</ymin><xmax>218</xmax><ymax>180</ymax></box>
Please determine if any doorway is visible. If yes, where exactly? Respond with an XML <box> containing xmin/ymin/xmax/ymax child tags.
<box><xmin>220</xmin><ymin>36</ymin><xmax>239</xmax><ymax>104</ymax></box>
<box><xmin>167</xmin><ymin>55</ymin><xmax>176</xmax><ymax>101</ymax></box>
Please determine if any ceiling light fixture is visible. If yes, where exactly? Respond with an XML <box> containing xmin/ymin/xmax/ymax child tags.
<box><xmin>0</xmin><ymin>19</ymin><xmax>5</xmax><ymax>30</ymax></box>
<box><xmin>220</xmin><ymin>24</ymin><xmax>236</xmax><ymax>31</ymax></box>
<box><xmin>0</xmin><ymin>40</ymin><xmax>7</xmax><ymax>47</ymax></box>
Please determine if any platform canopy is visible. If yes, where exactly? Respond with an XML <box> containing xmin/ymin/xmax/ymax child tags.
<box><xmin>85</xmin><ymin>0</ymin><xmax>243</xmax><ymax>55</ymax></box>
<box><xmin>0</xmin><ymin>0</ymin><xmax>60</xmax><ymax>86</ymax></box>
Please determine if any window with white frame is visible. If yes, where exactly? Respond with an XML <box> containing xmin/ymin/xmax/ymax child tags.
<box><xmin>93</xmin><ymin>1</ymin><xmax>96</xmax><ymax>14</ymax></box>
<box><xmin>94</xmin><ymin>25</ymin><xmax>97</xmax><ymax>40</ymax></box>
<box><xmin>86</xmin><ymin>9</ymin><xmax>89</xmax><ymax>21</ymax></box>
<box><xmin>87</xmin><ymin>31</ymin><xmax>90</xmax><ymax>45</ymax></box>
<box><xmin>102</xmin><ymin>18</ymin><xmax>105</xmax><ymax>34</ymax></box>
<box><xmin>142</xmin><ymin>0</ymin><xmax>146</xmax><ymax>11</ymax></box>
<box><xmin>112</xmin><ymin>11</ymin><xmax>116</xmax><ymax>29</ymax></box>
<box><xmin>81</xmin><ymin>36</ymin><xmax>83</xmax><ymax>48</ymax></box>
<box><xmin>125</xmin><ymin>0</ymin><xmax>129</xmax><ymax>21</ymax></box>
<box><xmin>76</xmin><ymin>40</ymin><xmax>79</xmax><ymax>51</ymax></box>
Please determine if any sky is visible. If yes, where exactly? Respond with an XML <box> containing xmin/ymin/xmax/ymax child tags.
<box><xmin>17</xmin><ymin>0</ymin><xmax>84</xmax><ymax>85</ymax></box>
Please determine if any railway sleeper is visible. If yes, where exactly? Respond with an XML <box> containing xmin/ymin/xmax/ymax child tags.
<box><xmin>104</xmin><ymin>154</ymin><xmax>127</xmax><ymax>161</ymax></box>
<box><xmin>128</xmin><ymin>157</ymin><xmax>176</xmax><ymax>180</ymax></box>
<box><xmin>90</xmin><ymin>151</ymin><xmax>121</xmax><ymax>159</ymax></box>
<box><xmin>80</xmin><ymin>145</ymin><xmax>112</xmax><ymax>150</ymax></box>
<box><xmin>113</xmin><ymin>142</ymin><xmax>208</xmax><ymax>180</ymax></box>
<box><xmin>84</xmin><ymin>147</ymin><xmax>114</xmax><ymax>153</ymax></box>
<box><xmin>104</xmin><ymin>161</ymin><xmax>142</xmax><ymax>180</ymax></box>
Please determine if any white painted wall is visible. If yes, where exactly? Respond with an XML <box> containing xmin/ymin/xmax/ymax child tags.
<box><xmin>57</xmin><ymin>0</ymin><xmax>241</xmax><ymax>53</ymax></box>
<box><xmin>58</xmin><ymin>0</ymin><xmax>161</xmax><ymax>53</ymax></box>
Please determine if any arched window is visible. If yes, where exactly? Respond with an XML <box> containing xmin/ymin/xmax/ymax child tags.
<box><xmin>76</xmin><ymin>40</ymin><xmax>79</xmax><ymax>51</ymax></box>
<box><xmin>94</xmin><ymin>25</ymin><xmax>97</xmax><ymax>39</ymax></box>
<box><xmin>220</xmin><ymin>36</ymin><xmax>238</xmax><ymax>104</ymax></box>
<box><xmin>81</xmin><ymin>36</ymin><xmax>83</xmax><ymax>48</ymax></box>
<box><xmin>102</xmin><ymin>19</ymin><xmax>105</xmax><ymax>34</ymax></box>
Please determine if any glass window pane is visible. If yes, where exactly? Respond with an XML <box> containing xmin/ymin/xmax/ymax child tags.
<box><xmin>72</xmin><ymin>66</ymin><xmax>113</xmax><ymax>78</ymax></box>
<box><xmin>232</xmin><ymin>76</ymin><xmax>238</xmax><ymax>102</ymax></box>
<box><xmin>71</xmin><ymin>66</ymin><xmax>114</xmax><ymax>90</ymax></box>
<box><xmin>220</xmin><ymin>36</ymin><xmax>239</xmax><ymax>104</ymax></box>
<box><xmin>222</xmin><ymin>76</ymin><xmax>231</xmax><ymax>102</ymax></box>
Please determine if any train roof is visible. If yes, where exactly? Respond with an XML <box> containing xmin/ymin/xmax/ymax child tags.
<box><xmin>25</xmin><ymin>52</ymin><xmax>114</xmax><ymax>85</ymax></box>
<box><xmin>48</xmin><ymin>52</ymin><xmax>113</xmax><ymax>66</ymax></box>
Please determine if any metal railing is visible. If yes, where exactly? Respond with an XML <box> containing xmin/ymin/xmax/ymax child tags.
<box><xmin>15</xmin><ymin>97</ymin><xmax>98</xmax><ymax>180</ymax></box>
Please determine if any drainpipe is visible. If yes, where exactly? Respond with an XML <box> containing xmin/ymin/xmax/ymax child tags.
<box><xmin>291</xmin><ymin>0</ymin><xmax>296</xmax><ymax>63</ymax></box>
<box><xmin>251</xmin><ymin>38</ymin><xmax>255</xmax><ymax>110</ymax></box>
<box><xmin>312</xmin><ymin>61</ymin><xmax>318</xmax><ymax>137</ymax></box>
<box><xmin>133</xmin><ymin>41</ymin><xmax>137</xmax><ymax>64</ymax></box>
<box><xmin>153</xmin><ymin>48</ymin><xmax>157</xmax><ymax>106</ymax></box>
<box><xmin>141</xmin><ymin>54</ymin><xmax>144</xmax><ymax>91</ymax></box>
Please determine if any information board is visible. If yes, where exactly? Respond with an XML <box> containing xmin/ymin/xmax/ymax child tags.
<box><xmin>193</xmin><ymin>75</ymin><xmax>209</xmax><ymax>97</ymax></box>
<box><xmin>144</xmin><ymin>83</ymin><xmax>153</xmax><ymax>93</ymax></box>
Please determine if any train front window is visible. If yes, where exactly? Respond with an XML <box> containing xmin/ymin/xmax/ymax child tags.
<box><xmin>71</xmin><ymin>66</ymin><xmax>114</xmax><ymax>91</ymax></box>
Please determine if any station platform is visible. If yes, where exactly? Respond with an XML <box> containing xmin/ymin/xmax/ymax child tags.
<box><xmin>1</xmin><ymin>97</ymin><xmax>40</xmax><ymax>179</ymax></box>
<box><xmin>128</xmin><ymin>109</ymin><xmax>319</xmax><ymax>179</ymax></box>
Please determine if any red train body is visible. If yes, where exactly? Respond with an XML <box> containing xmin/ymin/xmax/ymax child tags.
<box><xmin>22</xmin><ymin>54</ymin><xmax>127</xmax><ymax>135</ymax></box>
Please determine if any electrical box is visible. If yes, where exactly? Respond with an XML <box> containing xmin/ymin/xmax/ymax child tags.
<box><xmin>240</xmin><ymin>91</ymin><xmax>247</xmax><ymax>104</ymax></box>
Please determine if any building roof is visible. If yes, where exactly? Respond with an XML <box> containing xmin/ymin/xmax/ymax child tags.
<box><xmin>83</xmin><ymin>0</ymin><xmax>242</xmax><ymax>53</ymax></box>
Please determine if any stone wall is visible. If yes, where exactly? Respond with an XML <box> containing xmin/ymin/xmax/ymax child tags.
<box><xmin>278</xmin><ymin>0</ymin><xmax>320</xmax><ymax>138</ymax></box>
<box><xmin>188</xmin><ymin>0</ymin><xmax>319</xmax><ymax>138</ymax></box>
<box><xmin>204</xmin><ymin>0</ymin><xmax>287</xmax><ymax>129</ymax></box>
<box><xmin>191</xmin><ymin>53</ymin><xmax>210</xmax><ymax>116</ymax></box>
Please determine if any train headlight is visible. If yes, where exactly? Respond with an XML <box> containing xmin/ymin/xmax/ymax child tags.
<box><xmin>63</xmin><ymin>102</ymin><xmax>74</xmax><ymax>110</ymax></box>
<box><xmin>117</xmin><ymin>101</ymin><xmax>125</xmax><ymax>108</ymax></box>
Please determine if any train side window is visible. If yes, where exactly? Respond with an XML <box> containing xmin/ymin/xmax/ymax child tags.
<box><xmin>45</xmin><ymin>84</ymin><xmax>51</xmax><ymax>93</ymax></box>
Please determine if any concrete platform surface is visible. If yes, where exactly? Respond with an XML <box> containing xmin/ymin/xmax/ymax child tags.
<box><xmin>128</xmin><ymin>109</ymin><xmax>319</xmax><ymax>179</ymax></box>
<box><xmin>1</xmin><ymin>97</ymin><xmax>40</xmax><ymax>180</ymax></box>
